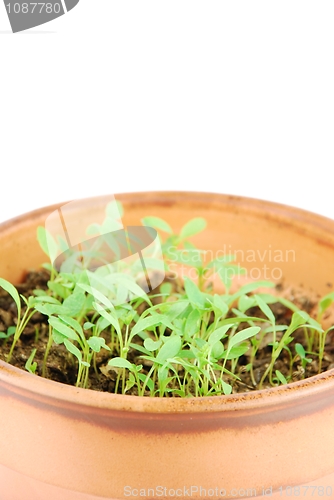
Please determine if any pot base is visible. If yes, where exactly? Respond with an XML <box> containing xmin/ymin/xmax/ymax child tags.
<box><xmin>1</xmin><ymin>462</ymin><xmax>333</xmax><ymax>500</ymax></box>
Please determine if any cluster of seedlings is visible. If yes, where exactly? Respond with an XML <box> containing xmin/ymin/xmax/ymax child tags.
<box><xmin>1</xmin><ymin>202</ymin><xmax>334</xmax><ymax>397</ymax></box>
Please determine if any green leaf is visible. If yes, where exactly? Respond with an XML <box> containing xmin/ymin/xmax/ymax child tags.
<box><xmin>172</xmin><ymin>249</ymin><xmax>203</xmax><ymax>269</ymax></box>
<box><xmin>32</xmin><ymin>295</ymin><xmax>62</xmax><ymax>304</ymax></box>
<box><xmin>46</xmin><ymin>282</ymin><xmax>70</xmax><ymax>300</ymax></box>
<box><xmin>34</xmin><ymin>303</ymin><xmax>67</xmax><ymax>317</ymax></box>
<box><xmin>184</xmin><ymin>277</ymin><xmax>206</xmax><ymax>309</ymax></box>
<box><xmin>222</xmin><ymin>344</ymin><xmax>249</xmax><ymax>360</ymax></box>
<box><xmin>83</xmin><ymin>321</ymin><xmax>95</xmax><ymax>330</ymax></box>
<box><xmin>64</xmin><ymin>338</ymin><xmax>82</xmax><ymax>363</ymax></box>
<box><xmin>125</xmin><ymin>373</ymin><xmax>136</xmax><ymax>392</ymax></box>
<box><xmin>93</xmin><ymin>303</ymin><xmax>122</xmax><ymax>337</ymax></box>
<box><xmin>288</xmin><ymin>312</ymin><xmax>308</xmax><ymax>333</ymax></box>
<box><xmin>61</xmin><ymin>289</ymin><xmax>86</xmax><ymax>316</ymax></box>
<box><xmin>108</xmin><ymin>357</ymin><xmax>133</xmax><ymax>370</ymax></box>
<box><xmin>164</xmin><ymin>300</ymin><xmax>189</xmax><ymax>321</ymax></box>
<box><xmin>208</xmin><ymin>324</ymin><xmax>234</xmax><ymax>346</ymax></box>
<box><xmin>319</xmin><ymin>292</ymin><xmax>334</xmax><ymax>316</ymax></box>
<box><xmin>207</xmin><ymin>255</ymin><xmax>238</xmax><ymax>267</ymax></box>
<box><xmin>87</xmin><ymin>336</ymin><xmax>111</xmax><ymax>352</ymax></box>
<box><xmin>177</xmin><ymin>349</ymin><xmax>197</xmax><ymax>360</ymax></box>
<box><xmin>0</xmin><ymin>278</ymin><xmax>21</xmax><ymax>318</ymax></box>
<box><xmin>212</xmin><ymin>294</ymin><xmax>229</xmax><ymax>316</ymax></box>
<box><xmin>77</xmin><ymin>282</ymin><xmax>114</xmax><ymax>310</ymax></box>
<box><xmin>275</xmin><ymin>369</ymin><xmax>288</xmax><ymax>385</ymax></box>
<box><xmin>37</xmin><ymin>226</ymin><xmax>58</xmax><ymax>262</ymax></box>
<box><xmin>52</xmin><ymin>329</ymin><xmax>66</xmax><ymax>345</ymax></box>
<box><xmin>144</xmin><ymin>338</ymin><xmax>162</xmax><ymax>352</ymax></box>
<box><xmin>160</xmin><ymin>282</ymin><xmax>172</xmax><ymax>296</ymax></box>
<box><xmin>229</xmin><ymin>326</ymin><xmax>261</xmax><ymax>350</ymax></box>
<box><xmin>58</xmin><ymin>315</ymin><xmax>83</xmax><ymax>338</ymax></box>
<box><xmin>254</xmin><ymin>294</ymin><xmax>276</xmax><ymax>324</ymax></box>
<box><xmin>179</xmin><ymin>218</ymin><xmax>207</xmax><ymax>240</ymax></box>
<box><xmin>230</xmin><ymin>281</ymin><xmax>276</xmax><ymax>301</ymax></box>
<box><xmin>295</xmin><ymin>342</ymin><xmax>306</xmax><ymax>359</ymax></box>
<box><xmin>295</xmin><ymin>343</ymin><xmax>312</xmax><ymax>363</ymax></box>
<box><xmin>211</xmin><ymin>341</ymin><xmax>224</xmax><ymax>359</ymax></box>
<box><xmin>25</xmin><ymin>348</ymin><xmax>37</xmax><ymax>374</ymax></box>
<box><xmin>141</xmin><ymin>216</ymin><xmax>172</xmax><ymax>234</ymax></box>
<box><xmin>0</xmin><ymin>326</ymin><xmax>15</xmax><ymax>340</ymax></box>
<box><xmin>156</xmin><ymin>335</ymin><xmax>182</xmax><ymax>363</ymax></box>
<box><xmin>238</xmin><ymin>294</ymin><xmax>256</xmax><ymax>313</ymax></box>
<box><xmin>129</xmin><ymin>342</ymin><xmax>151</xmax><ymax>356</ymax></box>
<box><xmin>48</xmin><ymin>317</ymin><xmax>80</xmax><ymax>342</ymax></box>
<box><xmin>137</xmin><ymin>372</ymin><xmax>154</xmax><ymax>392</ymax></box>
<box><xmin>221</xmin><ymin>379</ymin><xmax>232</xmax><ymax>395</ymax></box>
<box><xmin>129</xmin><ymin>314</ymin><xmax>172</xmax><ymax>341</ymax></box>
<box><xmin>185</xmin><ymin>309</ymin><xmax>201</xmax><ymax>338</ymax></box>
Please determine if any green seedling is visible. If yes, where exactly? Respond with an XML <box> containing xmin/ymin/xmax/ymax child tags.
<box><xmin>0</xmin><ymin>326</ymin><xmax>15</xmax><ymax>344</ymax></box>
<box><xmin>25</xmin><ymin>349</ymin><xmax>38</xmax><ymax>374</ymax></box>
<box><xmin>0</xmin><ymin>278</ymin><xmax>39</xmax><ymax>363</ymax></box>
<box><xmin>1</xmin><ymin>203</ymin><xmax>334</xmax><ymax>396</ymax></box>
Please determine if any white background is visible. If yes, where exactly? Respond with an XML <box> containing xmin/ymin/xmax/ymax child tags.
<box><xmin>0</xmin><ymin>1</ymin><xmax>333</xmax><ymax>223</ymax></box>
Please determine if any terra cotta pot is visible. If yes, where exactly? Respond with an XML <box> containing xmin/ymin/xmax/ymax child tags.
<box><xmin>1</xmin><ymin>192</ymin><xmax>334</xmax><ymax>500</ymax></box>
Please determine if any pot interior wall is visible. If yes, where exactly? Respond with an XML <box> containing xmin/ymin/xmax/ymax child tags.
<box><xmin>1</xmin><ymin>192</ymin><xmax>334</xmax><ymax>499</ymax></box>
<box><xmin>1</xmin><ymin>192</ymin><xmax>334</xmax><ymax>297</ymax></box>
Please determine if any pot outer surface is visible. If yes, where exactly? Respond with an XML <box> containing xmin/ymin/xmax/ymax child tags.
<box><xmin>1</xmin><ymin>192</ymin><xmax>334</xmax><ymax>500</ymax></box>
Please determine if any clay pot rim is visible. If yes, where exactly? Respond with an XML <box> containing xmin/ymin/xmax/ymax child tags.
<box><xmin>1</xmin><ymin>190</ymin><xmax>334</xmax><ymax>414</ymax></box>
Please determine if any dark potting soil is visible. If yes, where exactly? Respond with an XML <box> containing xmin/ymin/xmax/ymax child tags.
<box><xmin>1</xmin><ymin>270</ymin><xmax>334</xmax><ymax>396</ymax></box>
